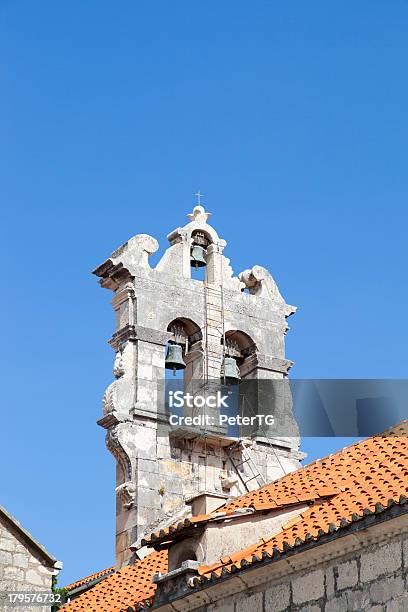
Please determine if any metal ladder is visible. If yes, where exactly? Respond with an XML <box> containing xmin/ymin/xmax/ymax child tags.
<box><xmin>203</xmin><ymin>274</ymin><xmax>287</xmax><ymax>491</ymax></box>
<box><xmin>226</xmin><ymin>390</ymin><xmax>289</xmax><ymax>492</ymax></box>
<box><xmin>203</xmin><ymin>283</ymin><xmax>224</xmax><ymax>382</ymax></box>
<box><xmin>227</xmin><ymin>440</ymin><xmax>266</xmax><ymax>491</ymax></box>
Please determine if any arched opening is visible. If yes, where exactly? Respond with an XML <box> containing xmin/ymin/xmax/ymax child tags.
<box><xmin>190</xmin><ymin>230</ymin><xmax>212</xmax><ymax>282</ymax></box>
<box><xmin>164</xmin><ymin>318</ymin><xmax>204</xmax><ymax>424</ymax></box>
<box><xmin>164</xmin><ymin>318</ymin><xmax>203</xmax><ymax>379</ymax></box>
<box><xmin>220</xmin><ymin>331</ymin><xmax>258</xmax><ymax>436</ymax></box>
<box><xmin>222</xmin><ymin>330</ymin><xmax>257</xmax><ymax>369</ymax></box>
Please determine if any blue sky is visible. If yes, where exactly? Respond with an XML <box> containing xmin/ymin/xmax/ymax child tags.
<box><xmin>1</xmin><ymin>0</ymin><xmax>407</xmax><ymax>586</ymax></box>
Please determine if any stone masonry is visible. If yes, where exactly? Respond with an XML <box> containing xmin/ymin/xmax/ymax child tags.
<box><xmin>175</xmin><ymin>530</ymin><xmax>408</xmax><ymax>612</ymax></box>
<box><xmin>0</xmin><ymin>507</ymin><xmax>61</xmax><ymax>612</ymax></box>
<box><xmin>93</xmin><ymin>205</ymin><xmax>304</xmax><ymax>567</ymax></box>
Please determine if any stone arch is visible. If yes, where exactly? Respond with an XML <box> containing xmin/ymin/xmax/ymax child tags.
<box><xmin>166</xmin><ymin>317</ymin><xmax>202</xmax><ymax>347</ymax></box>
<box><xmin>164</xmin><ymin>317</ymin><xmax>204</xmax><ymax>382</ymax></box>
<box><xmin>223</xmin><ymin>329</ymin><xmax>257</xmax><ymax>363</ymax></box>
<box><xmin>221</xmin><ymin>330</ymin><xmax>259</xmax><ymax>389</ymax></box>
<box><xmin>191</xmin><ymin>228</ymin><xmax>213</xmax><ymax>247</ymax></box>
<box><xmin>184</xmin><ymin>220</ymin><xmax>220</xmax><ymax>245</ymax></box>
<box><xmin>189</xmin><ymin>229</ymin><xmax>213</xmax><ymax>281</ymax></box>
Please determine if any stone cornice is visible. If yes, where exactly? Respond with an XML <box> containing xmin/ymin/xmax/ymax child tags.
<box><xmin>109</xmin><ymin>325</ymin><xmax>173</xmax><ymax>350</ymax></box>
<box><xmin>240</xmin><ymin>354</ymin><xmax>293</xmax><ymax>377</ymax></box>
<box><xmin>97</xmin><ymin>413</ymin><xmax>122</xmax><ymax>429</ymax></box>
<box><xmin>93</xmin><ymin>259</ymin><xmax>134</xmax><ymax>291</ymax></box>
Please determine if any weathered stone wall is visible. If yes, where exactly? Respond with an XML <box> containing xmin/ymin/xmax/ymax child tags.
<box><xmin>193</xmin><ymin>533</ymin><xmax>408</xmax><ymax>612</ymax></box>
<box><xmin>0</xmin><ymin>514</ymin><xmax>55</xmax><ymax>611</ymax></box>
<box><xmin>94</xmin><ymin>206</ymin><xmax>303</xmax><ymax>567</ymax></box>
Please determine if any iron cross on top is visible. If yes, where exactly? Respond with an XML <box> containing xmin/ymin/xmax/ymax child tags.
<box><xmin>194</xmin><ymin>190</ymin><xmax>205</xmax><ymax>206</ymax></box>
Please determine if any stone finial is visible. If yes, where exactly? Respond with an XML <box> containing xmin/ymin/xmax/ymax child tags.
<box><xmin>187</xmin><ymin>205</ymin><xmax>212</xmax><ymax>224</ymax></box>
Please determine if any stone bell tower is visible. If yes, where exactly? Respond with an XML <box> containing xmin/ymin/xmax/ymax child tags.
<box><xmin>93</xmin><ymin>203</ymin><xmax>303</xmax><ymax>568</ymax></box>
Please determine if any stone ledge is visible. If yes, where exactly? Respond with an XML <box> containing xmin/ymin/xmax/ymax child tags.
<box><xmin>153</xmin><ymin>561</ymin><xmax>200</xmax><ymax>607</ymax></box>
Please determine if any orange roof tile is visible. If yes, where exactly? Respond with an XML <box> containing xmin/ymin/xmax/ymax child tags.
<box><xmin>145</xmin><ymin>515</ymin><xmax>211</xmax><ymax>546</ymax></box>
<box><xmin>65</xmin><ymin>566</ymin><xmax>115</xmax><ymax>592</ymax></box>
<box><xmin>61</xmin><ymin>550</ymin><xmax>167</xmax><ymax>611</ymax></box>
<box><xmin>63</xmin><ymin>423</ymin><xmax>408</xmax><ymax>609</ymax></box>
<box><xmin>141</xmin><ymin>492</ymin><xmax>339</xmax><ymax>547</ymax></box>
<box><xmin>199</xmin><ymin>424</ymin><xmax>408</xmax><ymax>578</ymax></box>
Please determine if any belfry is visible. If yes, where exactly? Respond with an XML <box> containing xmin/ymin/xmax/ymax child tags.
<box><xmin>93</xmin><ymin>203</ymin><xmax>303</xmax><ymax>568</ymax></box>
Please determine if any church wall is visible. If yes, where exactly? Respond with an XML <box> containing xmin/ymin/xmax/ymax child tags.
<box><xmin>186</xmin><ymin>531</ymin><xmax>408</xmax><ymax>612</ymax></box>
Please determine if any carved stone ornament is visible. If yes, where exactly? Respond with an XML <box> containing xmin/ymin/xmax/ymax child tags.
<box><xmin>106</xmin><ymin>427</ymin><xmax>132</xmax><ymax>482</ymax></box>
<box><xmin>113</xmin><ymin>350</ymin><xmax>125</xmax><ymax>378</ymax></box>
<box><xmin>187</xmin><ymin>205</ymin><xmax>212</xmax><ymax>224</ymax></box>
<box><xmin>102</xmin><ymin>382</ymin><xmax>116</xmax><ymax>416</ymax></box>
<box><xmin>239</xmin><ymin>265</ymin><xmax>296</xmax><ymax>315</ymax></box>
<box><xmin>220</xmin><ymin>474</ymin><xmax>239</xmax><ymax>490</ymax></box>
<box><xmin>116</xmin><ymin>481</ymin><xmax>136</xmax><ymax>509</ymax></box>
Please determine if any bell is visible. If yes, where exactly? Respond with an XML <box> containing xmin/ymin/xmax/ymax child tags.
<box><xmin>165</xmin><ymin>343</ymin><xmax>186</xmax><ymax>375</ymax></box>
<box><xmin>190</xmin><ymin>244</ymin><xmax>206</xmax><ymax>268</ymax></box>
<box><xmin>221</xmin><ymin>357</ymin><xmax>241</xmax><ymax>385</ymax></box>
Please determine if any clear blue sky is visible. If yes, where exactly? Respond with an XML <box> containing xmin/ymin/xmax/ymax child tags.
<box><xmin>1</xmin><ymin>1</ymin><xmax>407</xmax><ymax>586</ymax></box>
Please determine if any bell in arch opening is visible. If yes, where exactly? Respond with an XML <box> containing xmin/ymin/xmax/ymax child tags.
<box><xmin>165</xmin><ymin>322</ymin><xmax>191</xmax><ymax>376</ymax></box>
<box><xmin>165</xmin><ymin>342</ymin><xmax>186</xmax><ymax>376</ymax></box>
<box><xmin>190</xmin><ymin>230</ymin><xmax>210</xmax><ymax>269</ymax></box>
<box><xmin>221</xmin><ymin>356</ymin><xmax>241</xmax><ymax>385</ymax></box>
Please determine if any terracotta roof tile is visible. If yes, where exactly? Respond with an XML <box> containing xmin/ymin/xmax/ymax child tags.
<box><xmin>200</xmin><ymin>426</ymin><xmax>408</xmax><ymax>578</ymax></box>
<box><xmin>63</xmin><ymin>423</ymin><xmax>408</xmax><ymax>609</ymax></box>
<box><xmin>61</xmin><ymin>551</ymin><xmax>167</xmax><ymax>611</ymax></box>
<box><xmin>65</xmin><ymin>566</ymin><xmax>115</xmax><ymax>592</ymax></box>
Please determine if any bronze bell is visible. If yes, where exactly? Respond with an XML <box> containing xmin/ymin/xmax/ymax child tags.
<box><xmin>221</xmin><ymin>356</ymin><xmax>241</xmax><ymax>385</ymax></box>
<box><xmin>190</xmin><ymin>244</ymin><xmax>206</xmax><ymax>268</ymax></box>
<box><xmin>165</xmin><ymin>343</ymin><xmax>186</xmax><ymax>375</ymax></box>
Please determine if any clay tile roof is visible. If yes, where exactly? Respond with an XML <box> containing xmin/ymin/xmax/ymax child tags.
<box><xmin>65</xmin><ymin>566</ymin><xmax>115</xmax><ymax>592</ymax></box>
<box><xmin>61</xmin><ymin>550</ymin><xmax>167</xmax><ymax>611</ymax></box>
<box><xmin>63</xmin><ymin>423</ymin><xmax>408</xmax><ymax>609</ymax></box>
<box><xmin>142</xmin><ymin>515</ymin><xmax>211</xmax><ymax>546</ymax></box>
<box><xmin>199</xmin><ymin>423</ymin><xmax>408</xmax><ymax>578</ymax></box>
